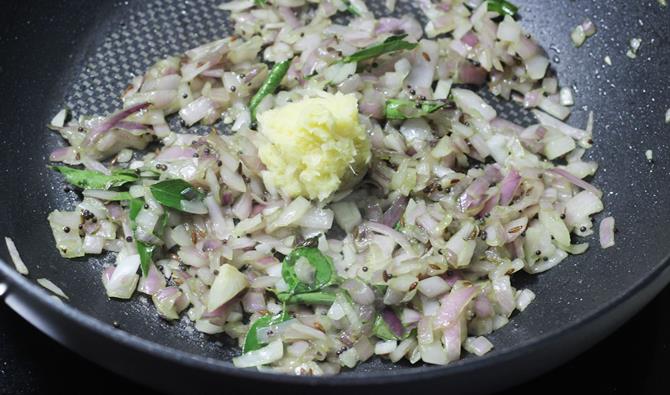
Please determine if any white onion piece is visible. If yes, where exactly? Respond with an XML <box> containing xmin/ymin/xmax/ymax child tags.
<box><xmin>559</xmin><ymin>87</ymin><xmax>574</xmax><ymax>106</ymax></box>
<box><xmin>420</xmin><ymin>338</ymin><xmax>448</xmax><ymax>365</ymax></box>
<box><xmin>442</xmin><ymin>320</ymin><xmax>462</xmax><ymax>362</ymax></box>
<box><xmin>497</xmin><ymin>15</ymin><xmax>520</xmax><ymax>42</ymax></box>
<box><xmin>5</xmin><ymin>237</ymin><xmax>28</xmax><ymax>275</ymax></box>
<box><xmin>533</xmin><ymin>110</ymin><xmax>589</xmax><ymax>140</ymax></box>
<box><xmin>208</xmin><ymin>264</ymin><xmax>248</xmax><ymax>311</ymax></box>
<box><xmin>220</xmin><ymin>164</ymin><xmax>247</xmax><ymax>193</ymax></box>
<box><xmin>341</xmin><ymin>278</ymin><xmax>375</xmax><ymax>305</ymax></box>
<box><xmin>375</xmin><ymin>340</ymin><xmax>397</xmax><ymax>355</ymax></box>
<box><xmin>444</xmin><ymin>223</ymin><xmax>477</xmax><ymax>267</ymax></box>
<box><xmin>141</xmin><ymin>74</ymin><xmax>181</xmax><ymax>92</ymax></box>
<box><xmin>195</xmin><ymin>320</ymin><xmax>225</xmax><ymax>334</ymax></box>
<box><xmin>178</xmin><ymin>246</ymin><xmax>209</xmax><ymax>268</ymax></box>
<box><xmin>297</xmin><ymin>207</ymin><xmax>334</xmax><ymax>230</ymax></box>
<box><xmin>401</xmin><ymin>308</ymin><xmax>421</xmax><ymax>325</ymax></box>
<box><xmin>538</xmin><ymin>97</ymin><xmax>571</xmax><ymax>120</ymax></box>
<box><xmin>257</xmin><ymin>319</ymin><xmax>297</xmax><ymax>344</ymax></box>
<box><xmin>205</xmin><ymin>196</ymin><xmax>232</xmax><ymax>240</ymax></box>
<box><xmin>525</xmin><ymin>56</ymin><xmax>549</xmax><ymax>80</ymax></box>
<box><xmin>362</xmin><ymin>221</ymin><xmax>417</xmax><ymax>257</ymax></box>
<box><xmin>539</xmin><ymin>208</ymin><xmax>571</xmax><ymax>246</ymax></box>
<box><xmin>515</xmin><ymin>289</ymin><xmax>536</xmax><ymax>312</ymax></box>
<box><xmin>105</xmin><ymin>254</ymin><xmax>140</xmax><ymax>299</ymax></box>
<box><xmin>268</xmin><ymin>197</ymin><xmax>310</xmax><ymax>232</ymax></box>
<box><xmin>571</xmin><ymin>25</ymin><xmax>586</xmax><ymax>47</ymax></box>
<box><xmin>232</xmin><ymin>192</ymin><xmax>253</xmax><ymax>220</ymax></box>
<box><xmin>233</xmin><ymin>340</ymin><xmax>284</xmax><ymax>368</ymax></box>
<box><xmin>331</xmin><ymin>201</ymin><xmax>362</xmax><ymax>233</ymax></box>
<box><xmin>463</xmin><ymin>336</ymin><xmax>493</xmax><ymax>356</ymax></box>
<box><xmin>218</xmin><ymin>0</ymin><xmax>255</xmax><ymax>11</ymax></box>
<box><xmin>599</xmin><ymin>216</ymin><xmax>615</xmax><ymax>249</ymax></box>
<box><xmin>50</xmin><ymin>109</ymin><xmax>68</xmax><ymax>127</ymax></box>
<box><xmin>389</xmin><ymin>337</ymin><xmax>417</xmax><ymax>363</ymax></box>
<box><xmin>417</xmin><ymin>276</ymin><xmax>449</xmax><ymax>298</ymax></box>
<box><xmin>83</xmin><ymin>235</ymin><xmax>105</xmax><ymax>254</ymax></box>
<box><xmin>452</xmin><ymin>89</ymin><xmax>496</xmax><ymax>121</ymax></box>
<box><xmin>407</xmin><ymin>40</ymin><xmax>438</xmax><ymax>89</ymax></box>
<box><xmin>37</xmin><ymin>278</ymin><xmax>69</xmax><ymax>300</ymax></box>
<box><xmin>179</xmin><ymin>97</ymin><xmax>217</xmax><ymax>126</ymax></box>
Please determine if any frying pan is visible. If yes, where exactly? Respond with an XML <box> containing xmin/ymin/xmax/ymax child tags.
<box><xmin>1</xmin><ymin>0</ymin><xmax>669</xmax><ymax>393</ymax></box>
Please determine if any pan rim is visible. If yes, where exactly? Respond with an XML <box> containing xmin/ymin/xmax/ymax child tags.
<box><xmin>1</xmin><ymin>252</ymin><xmax>669</xmax><ymax>386</ymax></box>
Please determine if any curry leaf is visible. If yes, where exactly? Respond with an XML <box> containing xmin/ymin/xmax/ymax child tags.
<box><xmin>487</xmin><ymin>0</ymin><xmax>518</xmax><ymax>16</ymax></box>
<box><xmin>281</xmin><ymin>247</ymin><xmax>336</xmax><ymax>294</ymax></box>
<box><xmin>384</xmin><ymin>99</ymin><xmax>447</xmax><ymax>120</ymax></box>
<box><xmin>243</xmin><ymin>311</ymin><xmax>290</xmax><ymax>353</ymax></box>
<box><xmin>129</xmin><ymin>198</ymin><xmax>144</xmax><ymax>223</ymax></box>
<box><xmin>343</xmin><ymin>0</ymin><xmax>360</xmax><ymax>16</ymax></box>
<box><xmin>51</xmin><ymin>166</ymin><xmax>138</xmax><ymax>190</ymax></box>
<box><xmin>136</xmin><ymin>241</ymin><xmax>155</xmax><ymax>277</ymax></box>
<box><xmin>155</xmin><ymin>212</ymin><xmax>169</xmax><ymax>238</ymax></box>
<box><xmin>149</xmin><ymin>179</ymin><xmax>205</xmax><ymax>212</ymax></box>
<box><xmin>276</xmin><ymin>291</ymin><xmax>336</xmax><ymax>305</ymax></box>
<box><xmin>341</xmin><ymin>34</ymin><xmax>417</xmax><ymax>64</ymax></box>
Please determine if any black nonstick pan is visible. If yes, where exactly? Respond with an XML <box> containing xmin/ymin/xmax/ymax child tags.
<box><xmin>1</xmin><ymin>0</ymin><xmax>669</xmax><ymax>393</ymax></box>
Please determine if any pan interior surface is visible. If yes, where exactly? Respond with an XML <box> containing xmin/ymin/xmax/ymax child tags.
<box><xmin>1</xmin><ymin>0</ymin><xmax>670</xmax><ymax>382</ymax></box>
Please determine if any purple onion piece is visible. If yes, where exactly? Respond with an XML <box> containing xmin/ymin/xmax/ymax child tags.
<box><xmin>548</xmin><ymin>168</ymin><xmax>602</xmax><ymax>198</ymax></box>
<box><xmin>461</xmin><ymin>31</ymin><xmax>479</xmax><ymax>47</ymax></box>
<box><xmin>442</xmin><ymin>270</ymin><xmax>463</xmax><ymax>286</ymax></box>
<box><xmin>477</xmin><ymin>193</ymin><xmax>500</xmax><ymax>218</ymax></box>
<box><xmin>201</xmin><ymin>239</ymin><xmax>223</xmax><ymax>252</ymax></box>
<box><xmin>49</xmin><ymin>147</ymin><xmax>73</xmax><ymax>162</ymax></box>
<box><xmin>499</xmin><ymin>169</ymin><xmax>521</xmax><ymax>206</ymax></box>
<box><xmin>458</xmin><ymin>63</ymin><xmax>487</xmax><ymax>85</ymax></box>
<box><xmin>341</xmin><ymin>279</ymin><xmax>375</xmax><ymax>305</ymax></box>
<box><xmin>599</xmin><ymin>216</ymin><xmax>615</xmax><ymax>249</ymax></box>
<box><xmin>436</xmin><ymin>286</ymin><xmax>477</xmax><ymax>328</ymax></box>
<box><xmin>85</xmin><ymin>102</ymin><xmax>150</xmax><ymax>145</ymax></box>
<box><xmin>382</xmin><ymin>195</ymin><xmax>409</xmax><ymax>227</ymax></box>
<box><xmin>115</xmin><ymin>121</ymin><xmax>148</xmax><ymax>130</ymax></box>
<box><xmin>138</xmin><ymin>265</ymin><xmax>163</xmax><ymax>295</ymax></box>
<box><xmin>202</xmin><ymin>297</ymin><xmax>237</xmax><ymax>319</ymax></box>
<box><xmin>155</xmin><ymin>146</ymin><xmax>197</xmax><ymax>161</ymax></box>
<box><xmin>381</xmin><ymin>308</ymin><xmax>405</xmax><ymax>338</ymax></box>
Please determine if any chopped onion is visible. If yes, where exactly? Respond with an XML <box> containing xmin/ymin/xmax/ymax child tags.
<box><xmin>341</xmin><ymin>278</ymin><xmax>375</xmax><ymax>305</ymax></box>
<box><xmin>436</xmin><ymin>286</ymin><xmax>476</xmax><ymax>328</ymax></box>
<box><xmin>233</xmin><ymin>340</ymin><xmax>284</xmax><ymax>368</ymax></box>
<box><xmin>104</xmin><ymin>254</ymin><xmax>140</xmax><ymax>299</ymax></box>
<box><xmin>463</xmin><ymin>336</ymin><xmax>493</xmax><ymax>356</ymax></box>
<box><xmin>375</xmin><ymin>340</ymin><xmax>397</xmax><ymax>355</ymax></box>
<box><xmin>452</xmin><ymin>88</ymin><xmax>496</xmax><ymax>121</ymax></box>
<box><xmin>40</xmin><ymin>1</ymin><xmax>613</xmax><ymax>374</ymax></box>
<box><xmin>208</xmin><ymin>264</ymin><xmax>249</xmax><ymax>311</ymax></box>
<box><xmin>599</xmin><ymin>216</ymin><xmax>615</xmax><ymax>249</ymax></box>
<box><xmin>5</xmin><ymin>237</ymin><xmax>28</xmax><ymax>275</ymax></box>
<box><xmin>37</xmin><ymin>278</ymin><xmax>69</xmax><ymax>300</ymax></box>
<box><xmin>417</xmin><ymin>276</ymin><xmax>449</xmax><ymax>298</ymax></box>
<box><xmin>50</xmin><ymin>109</ymin><xmax>68</xmax><ymax>128</ymax></box>
<box><xmin>515</xmin><ymin>289</ymin><xmax>536</xmax><ymax>312</ymax></box>
<box><xmin>332</xmin><ymin>201</ymin><xmax>362</xmax><ymax>233</ymax></box>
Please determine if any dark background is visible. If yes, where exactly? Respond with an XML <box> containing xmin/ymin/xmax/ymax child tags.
<box><xmin>1</xmin><ymin>286</ymin><xmax>667</xmax><ymax>394</ymax></box>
